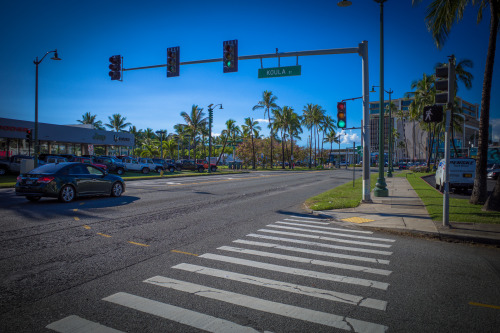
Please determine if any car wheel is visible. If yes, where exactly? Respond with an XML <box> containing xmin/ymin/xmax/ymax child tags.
<box><xmin>116</xmin><ymin>168</ymin><xmax>124</xmax><ymax>175</ymax></box>
<box><xmin>211</xmin><ymin>166</ymin><xmax>217</xmax><ymax>172</ymax></box>
<box><xmin>435</xmin><ymin>183</ymin><xmax>439</xmax><ymax>190</ymax></box>
<box><xmin>439</xmin><ymin>182</ymin><xmax>444</xmax><ymax>193</ymax></box>
<box><xmin>26</xmin><ymin>196</ymin><xmax>41</xmax><ymax>202</ymax></box>
<box><xmin>111</xmin><ymin>182</ymin><xmax>123</xmax><ymax>197</ymax></box>
<box><xmin>59</xmin><ymin>185</ymin><xmax>76</xmax><ymax>203</ymax></box>
<box><xmin>169</xmin><ymin>167</ymin><xmax>175</xmax><ymax>173</ymax></box>
<box><xmin>142</xmin><ymin>168</ymin><xmax>150</xmax><ymax>174</ymax></box>
<box><xmin>198</xmin><ymin>167</ymin><xmax>204</xmax><ymax>173</ymax></box>
<box><xmin>0</xmin><ymin>167</ymin><xmax>6</xmax><ymax>175</ymax></box>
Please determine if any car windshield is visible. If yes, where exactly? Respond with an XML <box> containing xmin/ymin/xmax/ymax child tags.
<box><xmin>28</xmin><ymin>163</ymin><xmax>65</xmax><ymax>174</ymax></box>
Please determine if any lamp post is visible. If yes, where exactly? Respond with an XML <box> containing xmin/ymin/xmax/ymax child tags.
<box><xmin>371</xmin><ymin>85</ymin><xmax>394</xmax><ymax>177</ymax></box>
<box><xmin>156</xmin><ymin>130</ymin><xmax>166</xmax><ymax>159</ymax></box>
<box><xmin>33</xmin><ymin>49</ymin><xmax>61</xmax><ymax>167</ymax></box>
<box><xmin>207</xmin><ymin>104</ymin><xmax>223</xmax><ymax>173</ymax></box>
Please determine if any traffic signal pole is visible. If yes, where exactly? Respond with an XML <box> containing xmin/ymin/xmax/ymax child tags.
<box><xmin>120</xmin><ymin>41</ymin><xmax>372</xmax><ymax>203</ymax></box>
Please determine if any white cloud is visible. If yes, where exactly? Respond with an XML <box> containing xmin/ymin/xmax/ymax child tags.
<box><xmin>255</xmin><ymin>118</ymin><xmax>270</xmax><ymax>124</ymax></box>
<box><xmin>340</xmin><ymin>130</ymin><xmax>361</xmax><ymax>145</ymax></box>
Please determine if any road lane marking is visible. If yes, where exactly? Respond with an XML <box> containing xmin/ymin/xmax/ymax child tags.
<box><xmin>274</xmin><ymin>222</ymin><xmax>395</xmax><ymax>242</ymax></box>
<box><xmin>469</xmin><ymin>302</ymin><xmax>500</xmax><ymax>310</ymax></box>
<box><xmin>103</xmin><ymin>292</ymin><xmax>263</xmax><ymax>333</ymax></box>
<box><xmin>290</xmin><ymin>215</ymin><xmax>326</xmax><ymax>220</ymax></box>
<box><xmin>97</xmin><ymin>233</ymin><xmax>112</xmax><ymax>238</ymax></box>
<box><xmin>72</xmin><ymin>209</ymin><xmax>78</xmax><ymax>212</ymax></box>
<box><xmin>128</xmin><ymin>241</ymin><xmax>149</xmax><ymax>247</ymax></box>
<box><xmin>233</xmin><ymin>239</ymin><xmax>390</xmax><ymax>265</ymax></box>
<box><xmin>171</xmin><ymin>250</ymin><xmax>198</xmax><ymax>256</ymax></box>
<box><xmin>246</xmin><ymin>233</ymin><xmax>393</xmax><ymax>256</ymax></box>
<box><xmin>73</xmin><ymin>217</ymin><xmax>80</xmax><ymax>221</ymax></box>
<box><xmin>218</xmin><ymin>246</ymin><xmax>392</xmax><ymax>276</ymax></box>
<box><xmin>260</xmin><ymin>228</ymin><xmax>392</xmax><ymax>248</ymax></box>
<box><xmin>83</xmin><ymin>225</ymin><xmax>91</xmax><ymax>230</ymax></box>
<box><xmin>284</xmin><ymin>219</ymin><xmax>375</xmax><ymax>233</ymax></box>
<box><xmin>46</xmin><ymin>315</ymin><xmax>123</xmax><ymax>333</ymax></box>
<box><xmin>144</xmin><ymin>277</ymin><xmax>388</xmax><ymax>333</ymax></box>
<box><xmin>200</xmin><ymin>253</ymin><xmax>390</xmax><ymax>290</ymax></box>
<box><xmin>173</xmin><ymin>263</ymin><xmax>388</xmax><ymax>311</ymax></box>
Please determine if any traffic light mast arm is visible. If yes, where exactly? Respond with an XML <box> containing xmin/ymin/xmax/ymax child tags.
<box><xmin>341</xmin><ymin>96</ymin><xmax>363</xmax><ymax>102</ymax></box>
<box><xmin>122</xmin><ymin>47</ymin><xmax>360</xmax><ymax>71</ymax></box>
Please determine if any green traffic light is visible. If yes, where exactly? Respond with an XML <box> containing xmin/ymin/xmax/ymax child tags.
<box><xmin>338</xmin><ymin>120</ymin><xmax>346</xmax><ymax>128</ymax></box>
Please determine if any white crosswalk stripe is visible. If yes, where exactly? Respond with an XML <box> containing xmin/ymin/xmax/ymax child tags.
<box><xmin>144</xmin><ymin>276</ymin><xmax>388</xmax><ymax>333</ymax></box>
<box><xmin>274</xmin><ymin>222</ymin><xmax>396</xmax><ymax>242</ymax></box>
<box><xmin>217</xmin><ymin>245</ymin><xmax>392</xmax><ymax>275</ymax></box>
<box><xmin>246</xmin><ymin>233</ymin><xmax>393</xmax><ymax>255</ymax></box>
<box><xmin>46</xmin><ymin>215</ymin><xmax>394</xmax><ymax>333</ymax></box>
<box><xmin>172</xmin><ymin>263</ymin><xmax>388</xmax><ymax>310</ymax></box>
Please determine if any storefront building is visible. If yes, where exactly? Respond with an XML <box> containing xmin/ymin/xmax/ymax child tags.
<box><xmin>0</xmin><ymin>118</ymin><xmax>134</xmax><ymax>158</ymax></box>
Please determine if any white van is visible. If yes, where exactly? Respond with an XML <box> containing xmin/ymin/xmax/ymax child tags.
<box><xmin>435</xmin><ymin>158</ymin><xmax>476</xmax><ymax>192</ymax></box>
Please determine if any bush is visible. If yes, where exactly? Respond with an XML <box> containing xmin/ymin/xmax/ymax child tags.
<box><xmin>409</xmin><ymin>165</ymin><xmax>428</xmax><ymax>173</ymax></box>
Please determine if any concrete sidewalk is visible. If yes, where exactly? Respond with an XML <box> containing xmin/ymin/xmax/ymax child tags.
<box><xmin>317</xmin><ymin>176</ymin><xmax>500</xmax><ymax>246</ymax></box>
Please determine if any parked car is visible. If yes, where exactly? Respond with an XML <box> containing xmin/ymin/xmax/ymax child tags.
<box><xmin>41</xmin><ymin>156</ymin><xmax>68</xmax><ymax>164</ymax></box>
<box><xmin>487</xmin><ymin>168</ymin><xmax>500</xmax><ymax>180</ymax></box>
<box><xmin>196</xmin><ymin>159</ymin><xmax>218</xmax><ymax>172</ymax></box>
<box><xmin>73</xmin><ymin>156</ymin><xmax>107</xmax><ymax>170</ymax></box>
<box><xmin>15</xmin><ymin>162</ymin><xmax>125</xmax><ymax>203</ymax></box>
<box><xmin>139</xmin><ymin>158</ymin><xmax>162</xmax><ymax>173</ymax></box>
<box><xmin>0</xmin><ymin>155</ymin><xmax>34</xmax><ymax>175</ymax></box>
<box><xmin>95</xmin><ymin>156</ymin><xmax>127</xmax><ymax>175</ymax></box>
<box><xmin>398</xmin><ymin>163</ymin><xmax>408</xmax><ymax>170</ymax></box>
<box><xmin>121</xmin><ymin>157</ymin><xmax>150</xmax><ymax>174</ymax></box>
<box><xmin>152</xmin><ymin>158</ymin><xmax>177</xmax><ymax>173</ymax></box>
<box><xmin>175</xmin><ymin>159</ymin><xmax>205</xmax><ymax>172</ymax></box>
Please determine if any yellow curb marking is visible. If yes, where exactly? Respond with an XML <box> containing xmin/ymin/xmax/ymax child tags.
<box><xmin>171</xmin><ymin>250</ymin><xmax>198</xmax><ymax>256</ymax></box>
<box><xmin>83</xmin><ymin>225</ymin><xmax>91</xmax><ymax>230</ymax></box>
<box><xmin>97</xmin><ymin>233</ymin><xmax>112</xmax><ymax>238</ymax></box>
<box><xmin>469</xmin><ymin>302</ymin><xmax>500</xmax><ymax>310</ymax></box>
<box><xmin>341</xmin><ymin>217</ymin><xmax>375</xmax><ymax>224</ymax></box>
<box><xmin>73</xmin><ymin>217</ymin><xmax>80</xmax><ymax>221</ymax></box>
<box><xmin>128</xmin><ymin>241</ymin><xmax>150</xmax><ymax>247</ymax></box>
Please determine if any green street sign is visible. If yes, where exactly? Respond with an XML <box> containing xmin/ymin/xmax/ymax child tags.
<box><xmin>258</xmin><ymin>65</ymin><xmax>301</xmax><ymax>79</ymax></box>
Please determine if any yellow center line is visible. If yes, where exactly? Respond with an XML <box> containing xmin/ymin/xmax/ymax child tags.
<box><xmin>129</xmin><ymin>241</ymin><xmax>150</xmax><ymax>247</ymax></box>
<box><xmin>73</xmin><ymin>217</ymin><xmax>80</xmax><ymax>221</ymax></box>
<box><xmin>469</xmin><ymin>302</ymin><xmax>500</xmax><ymax>310</ymax></box>
<box><xmin>79</xmin><ymin>202</ymin><xmax>85</xmax><ymax>205</ymax></box>
<box><xmin>171</xmin><ymin>250</ymin><xmax>198</xmax><ymax>256</ymax></box>
<box><xmin>97</xmin><ymin>233</ymin><xmax>112</xmax><ymax>238</ymax></box>
<box><xmin>73</xmin><ymin>209</ymin><xmax>78</xmax><ymax>212</ymax></box>
<box><xmin>83</xmin><ymin>225</ymin><xmax>91</xmax><ymax>230</ymax></box>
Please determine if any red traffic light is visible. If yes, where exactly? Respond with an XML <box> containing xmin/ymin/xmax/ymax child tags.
<box><xmin>337</xmin><ymin>102</ymin><xmax>345</xmax><ymax>111</ymax></box>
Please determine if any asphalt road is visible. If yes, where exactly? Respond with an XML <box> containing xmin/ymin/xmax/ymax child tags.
<box><xmin>0</xmin><ymin>170</ymin><xmax>499</xmax><ymax>332</ymax></box>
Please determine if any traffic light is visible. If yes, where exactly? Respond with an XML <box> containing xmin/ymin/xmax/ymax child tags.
<box><xmin>223</xmin><ymin>40</ymin><xmax>238</xmax><ymax>73</ymax></box>
<box><xmin>167</xmin><ymin>47</ymin><xmax>180</xmax><ymax>77</ymax></box>
<box><xmin>337</xmin><ymin>102</ymin><xmax>346</xmax><ymax>129</ymax></box>
<box><xmin>26</xmin><ymin>129</ymin><xmax>32</xmax><ymax>141</ymax></box>
<box><xmin>108</xmin><ymin>55</ymin><xmax>122</xmax><ymax>81</ymax></box>
<box><xmin>435</xmin><ymin>62</ymin><xmax>455</xmax><ymax>105</ymax></box>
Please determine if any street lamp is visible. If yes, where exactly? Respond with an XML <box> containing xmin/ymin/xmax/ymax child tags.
<box><xmin>371</xmin><ymin>85</ymin><xmax>394</xmax><ymax>177</ymax></box>
<box><xmin>338</xmin><ymin>0</ymin><xmax>387</xmax><ymax>198</ymax></box>
<box><xmin>33</xmin><ymin>49</ymin><xmax>61</xmax><ymax>167</ymax></box>
<box><xmin>156</xmin><ymin>130</ymin><xmax>166</xmax><ymax>159</ymax></box>
<box><xmin>207</xmin><ymin>103</ymin><xmax>223</xmax><ymax>173</ymax></box>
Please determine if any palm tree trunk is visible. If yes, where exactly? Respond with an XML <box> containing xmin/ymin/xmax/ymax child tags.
<box><xmin>472</xmin><ymin>2</ymin><xmax>498</xmax><ymax>205</ymax></box>
<box><xmin>289</xmin><ymin>138</ymin><xmax>294</xmax><ymax>169</ymax></box>
<box><xmin>217</xmin><ymin>136</ymin><xmax>228</xmax><ymax>166</ymax></box>
<box><xmin>251</xmin><ymin>135</ymin><xmax>256</xmax><ymax>169</ymax></box>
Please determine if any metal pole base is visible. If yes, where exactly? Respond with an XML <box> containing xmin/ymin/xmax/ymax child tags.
<box><xmin>374</xmin><ymin>178</ymin><xmax>389</xmax><ymax>197</ymax></box>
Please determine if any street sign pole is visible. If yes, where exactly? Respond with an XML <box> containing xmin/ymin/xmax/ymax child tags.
<box><xmin>443</xmin><ymin>55</ymin><xmax>455</xmax><ymax>227</ymax></box>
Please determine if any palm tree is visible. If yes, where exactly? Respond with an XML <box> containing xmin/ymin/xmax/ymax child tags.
<box><xmin>217</xmin><ymin>119</ymin><xmax>240</xmax><ymax>165</ymax></box>
<box><xmin>242</xmin><ymin>117</ymin><xmax>261</xmax><ymax>169</ymax></box>
<box><xmin>77</xmin><ymin>112</ymin><xmax>104</xmax><ymax>130</ymax></box>
<box><xmin>105</xmin><ymin>114</ymin><xmax>131</xmax><ymax>132</ymax></box>
<box><xmin>253</xmin><ymin>91</ymin><xmax>280</xmax><ymax>168</ymax></box>
<box><xmin>288</xmin><ymin>111</ymin><xmax>303</xmax><ymax>168</ymax></box>
<box><xmin>324</xmin><ymin>130</ymin><xmax>339</xmax><ymax>165</ymax></box>
<box><xmin>412</xmin><ymin>0</ymin><xmax>499</xmax><ymax>205</ymax></box>
<box><xmin>302</xmin><ymin>103</ymin><xmax>315</xmax><ymax>168</ymax></box>
<box><xmin>181</xmin><ymin>105</ymin><xmax>207</xmax><ymax>161</ymax></box>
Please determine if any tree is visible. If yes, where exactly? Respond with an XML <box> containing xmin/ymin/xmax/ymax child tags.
<box><xmin>181</xmin><ymin>105</ymin><xmax>207</xmax><ymax>161</ymax></box>
<box><xmin>253</xmin><ymin>90</ymin><xmax>280</xmax><ymax>168</ymax></box>
<box><xmin>241</xmin><ymin>117</ymin><xmax>261</xmax><ymax>169</ymax></box>
<box><xmin>105</xmin><ymin>114</ymin><xmax>131</xmax><ymax>132</ymax></box>
<box><xmin>217</xmin><ymin>119</ymin><xmax>240</xmax><ymax>165</ymax></box>
<box><xmin>77</xmin><ymin>112</ymin><xmax>104</xmax><ymax>130</ymax></box>
<box><xmin>412</xmin><ymin>0</ymin><xmax>500</xmax><ymax>204</ymax></box>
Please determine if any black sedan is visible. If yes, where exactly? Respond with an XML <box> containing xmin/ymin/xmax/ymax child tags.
<box><xmin>487</xmin><ymin>168</ymin><xmax>500</xmax><ymax>180</ymax></box>
<box><xmin>15</xmin><ymin>162</ymin><xmax>125</xmax><ymax>203</ymax></box>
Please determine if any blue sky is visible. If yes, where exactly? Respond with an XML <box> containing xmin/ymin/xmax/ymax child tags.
<box><xmin>0</xmin><ymin>0</ymin><xmax>498</xmax><ymax>148</ymax></box>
